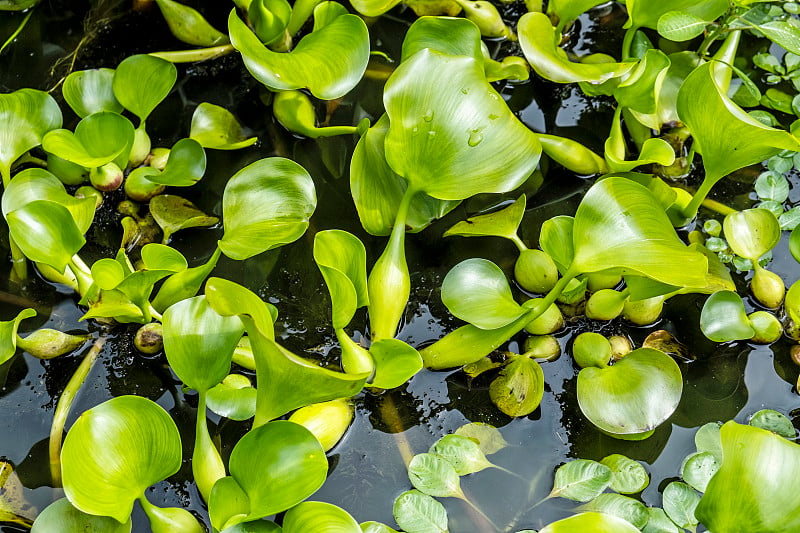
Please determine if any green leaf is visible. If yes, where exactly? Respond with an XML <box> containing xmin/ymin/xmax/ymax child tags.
<box><xmin>62</xmin><ymin>68</ymin><xmax>124</xmax><ymax>118</ymax></box>
<box><xmin>219</xmin><ymin>158</ymin><xmax>316</xmax><ymax>260</ymax></box>
<box><xmin>695</xmin><ymin>422</ymin><xmax>723</xmax><ymax>460</ymax></box>
<box><xmin>681</xmin><ymin>451</ymin><xmax>720</xmax><ymax>492</ymax></box>
<box><xmin>228</xmin><ymin>6</ymin><xmax>369</xmax><ymax>100</ymax></box>
<box><xmin>31</xmin><ymin>498</ymin><xmax>132</xmax><ymax>533</ymax></box>
<box><xmin>444</xmin><ymin>195</ymin><xmax>525</xmax><ymax>242</ymax></box>
<box><xmin>614</xmin><ymin>49</ymin><xmax>671</xmax><ymax>117</ymax></box>
<box><xmin>0</xmin><ymin>88</ymin><xmax>62</xmax><ymax>179</ymax></box>
<box><xmin>0</xmin><ymin>308</ymin><xmax>35</xmax><ymax>365</ymax></box>
<box><xmin>578</xmin><ymin>494</ymin><xmax>648</xmax><ymax>529</ymax></box>
<box><xmin>454</xmin><ymin>423</ymin><xmax>507</xmax><ymax>455</ymax></box>
<box><xmin>154</xmin><ymin>0</ymin><xmax>229</xmax><ymax>46</ymax></box>
<box><xmin>755</xmin><ymin>171</ymin><xmax>790</xmax><ymax>202</ymax></box>
<box><xmin>518</xmin><ymin>13</ymin><xmax>634</xmax><ymax>84</ymax></box>
<box><xmin>226</xmin><ymin>421</ymin><xmax>328</xmax><ymax>521</ymax></box>
<box><xmin>792</xmin><ymin>226</ymin><xmax>800</xmax><ymax>264</ymax></box>
<box><xmin>759</xmin><ymin>19</ymin><xmax>800</xmax><ymax>56</ymax></box>
<box><xmin>248</xmin><ymin>0</ymin><xmax>291</xmax><ymax>44</ymax></box>
<box><xmin>383</xmin><ymin>46</ymin><xmax>541</xmax><ymax>200</ymax></box>
<box><xmin>6</xmin><ymin>201</ymin><xmax>85</xmax><ymax>273</ymax></box>
<box><xmin>750</xmin><ymin>408</ymin><xmax>796</xmax><ymax>438</ymax></box>
<box><xmin>546</xmin><ymin>0</ymin><xmax>610</xmax><ymax>29</ymax></box>
<box><xmin>361</xmin><ymin>522</ymin><xmax>399</xmax><ymax>533</ymax></box>
<box><xmin>283</xmin><ymin>501</ymin><xmax>360</xmax><ymax>533</ymax></box>
<box><xmin>723</xmin><ymin>208</ymin><xmax>781</xmax><ymax>261</ymax></box>
<box><xmin>643</xmin><ymin>508</ymin><xmax>681</xmax><ymax>533</ymax></box>
<box><xmin>625</xmin><ymin>0</ymin><xmax>727</xmax><ymax>30</ymax></box>
<box><xmin>151</xmin><ymin>248</ymin><xmax>221</xmax><ymax>313</ymax></box>
<box><xmin>205</xmin><ymin>278</ymin><xmax>276</xmax><ymax>340</ymax></box>
<box><xmin>42</xmin><ymin>112</ymin><xmax>134</xmax><ymax>169</ymax></box>
<box><xmin>429</xmin><ymin>434</ymin><xmax>494</xmax><ymax>475</ymax></box>
<box><xmin>143</xmin><ymin>138</ymin><xmax>206</xmax><ymax>186</ymax></box>
<box><xmin>209</xmin><ymin>477</ymin><xmax>249</xmax><ymax>531</ymax></box>
<box><xmin>571</xmin><ymin>177</ymin><xmax>707</xmax><ymax>287</ymax></box>
<box><xmin>657</xmin><ymin>11</ymin><xmax>709</xmax><ymax>41</ymax></box>
<box><xmin>163</xmin><ymin>296</ymin><xmax>244</xmax><ymax>392</ymax></box>
<box><xmin>190</xmin><ymin>102</ymin><xmax>257</xmax><ymax>150</ymax></box>
<box><xmin>61</xmin><ymin>396</ymin><xmax>182</xmax><ymax>523</ymax></box>
<box><xmin>696</xmin><ymin>422</ymin><xmax>800</xmax><ymax>531</ymax></box>
<box><xmin>540</xmin><ymin>512</ymin><xmax>640</xmax><ymax>533</ymax></box>
<box><xmin>604</xmin><ymin>108</ymin><xmax>675</xmax><ymax>171</ymax></box>
<box><xmin>400</xmin><ymin>16</ymin><xmax>481</xmax><ymax>62</ymax></box>
<box><xmin>550</xmin><ymin>459</ymin><xmax>612</xmax><ymax>502</ymax></box>
<box><xmin>150</xmin><ymin>195</ymin><xmax>219</xmax><ymax>244</ymax></box>
<box><xmin>662</xmin><ymin>481</ymin><xmax>700</xmax><ymax>530</ymax></box>
<box><xmin>441</xmin><ymin>259</ymin><xmax>526</xmax><ymax>330</ymax></box>
<box><xmin>489</xmin><ymin>355</ymin><xmax>545</xmax><ymax>417</ymax></box>
<box><xmin>599</xmin><ymin>454</ymin><xmax>649</xmax><ymax>494</ymax></box>
<box><xmin>700</xmin><ymin>290</ymin><xmax>756</xmax><ymax>342</ymax></box>
<box><xmin>207</xmin><ymin>374</ymin><xmax>257</xmax><ymax>421</ymax></box>
<box><xmin>369</xmin><ymin>338</ymin><xmax>423</xmax><ymax>389</ymax></box>
<box><xmin>780</xmin><ymin>207</ymin><xmax>800</xmax><ymax>230</ymax></box>
<box><xmin>112</xmin><ymin>54</ymin><xmax>177</xmax><ymax>123</ymax></box>
<box><xmin>408</xmin><ymin>453</ymin><xmax>463</xmax><ymax>498</ymax></box>
<box><xmin>313</xmin><ymin>229</ymin><xmax>368</xmax><ymax>329</ymax></box>
<box><xmin>221</xmin><ymin>521</ymin><xmax>281</xmax><ymax>533</ymax></box>
<box><xmin>540</xmin><ymin>215</ymin><xmax>575</xmax><ymax>275</ymax></box>
<box><xmin>577</xmin><ymin>348</ymin><xmax>682</xmax><ymax>436</ymax></box>
<box><xmin>393</xmin><ymin>490</ymin><xmax>448</xmax><ymax>533</ymax></box>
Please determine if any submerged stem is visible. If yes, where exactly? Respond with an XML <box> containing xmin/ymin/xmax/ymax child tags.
<box><xmin>379</xmin><ymin>394</ymin><xmax>414</xmax><ymax>466</ymax></box>
<box><xmin>0</xmin><ymin>9</ymin><xmax>34</xmax><ymax>56</ymax></box>
<box><xmin>460</xmin><ymin>493</ymin><xmax>500</xmax><ymax>532</ymax></box>
<box><xmin>49</xmin><ymin>336</ymin><xmax>105</xmax><ymax>486</ymax></box>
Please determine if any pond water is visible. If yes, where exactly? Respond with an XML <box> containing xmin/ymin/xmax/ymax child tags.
<box><xmin>1</xmin><ymin>2</ymin><xmax>799</xmax><ymax>532</ymax></box>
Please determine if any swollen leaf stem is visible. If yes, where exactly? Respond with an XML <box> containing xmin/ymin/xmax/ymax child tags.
<box><xmin>149</xmin><ymin>44</ymin><xmax>235</xmax><ymax>63</ymax></box>
<box><xmin>193</xmin><ymin>389</ymin><xmax>225</xmax><ymax>502</ymax></box>
<box><xmin>67</xmin><ymin>256</ymin><xmax>94</xmax><ymax>297</ymax></box>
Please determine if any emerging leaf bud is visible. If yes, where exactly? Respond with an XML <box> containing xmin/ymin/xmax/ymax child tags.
<box><xmin>134</xmin><ymin>323</ymin><xmax>163</xmax><ymax>355</ymax></box>
<box><xmin>129</xmin><ymin>127</ymin><xmax>151</xmax><ymax>167</ymax></box>
<box><xmin>751</xmin><ymin>267</ymin><xmax>785</xmax><ymax>309</ymax></box>
<box><xmin>585</xmin><ymin>289</ymin><xmax>626</xmax><ymax>321</ymax></box>
<box><xmin>16</xmin><ymin>329</ymin><xmax>90</xmax><ymax>359</ymax></box>
<box><xmin>289</xmin><ymin>399</ymin><xmax>354</xmax><ymax>451</ymax></box>
<box><xmin>89</xmin><ymin>162</ymin><xmax>123</xmax><ymax>191</ymax></box>
<box><xmin>148</xmin><ymin>148</ymin><xmax>170</xmax><ymax>172</ymax></box>
<box><xmin>571</xmin><ymin>332</ymin><xmax>611</xmax><ymax>369</ymax></box>
<box><xmin>514</xmin><ymin>249</ymin><xmax>558</xmax><ymax>293</ymax></box>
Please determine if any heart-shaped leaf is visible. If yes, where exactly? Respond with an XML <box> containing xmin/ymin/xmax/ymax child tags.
<box><xmin>61</xmin><ymin>396</ymin><xmax>182</xmax><ymax>523</ymax></box>
<box><xmin>190</xmin><ymin>102</ymin><xmax>257</xmax><ymax>150</ymax></box>
<box><xmin>219</xmin><ymin>158</ymin><xmax>316</xmax><ymax>260</ymax></box>
<box><xmin>42</xmin><ymin>112</ymin><xmax>134</xmax><ymax>169</ymax></box>
<box><xmin>0</xmin><ymin>308</ymin><xmax>35</xmax><ymax>365</ymax></box>
<box><xmin>550</xmin><ymin>460</ymin><xmax>612</xmax><ymax>502</ymax></box>
<box><xmin>723</xmin><ymin>208</ymin><xmax>781</xmax><ymax>261</ymax></box>
<box><xmin>444</xmin><ymin>195</ymin><xmax>525</xmax><ymax>242</ymax></box>
<box><xmin>283</xmin><ymin>502</ymin><xmax>360</xmax><ymax>533</ymax></box>
<box><xmin>142</xmin><ymin>138</ymin><xmax>206</xmax><ymax>186</ymax></box>
<box><xmin>662</xmin><ymin>481</ymin><xmax>700</xmax><ymax>530</ymax></box>
<box><xmin>155</xmin><ymin>0</ymin><xmax>228</xmax><ymax>46</ymax></box>
<box><xmin>681</xmin><ymin>451</ymin><xmax>720</xmax><ymax>492</ymax></box>
<box><xmin>314</xmin><ymin>229</ymin><xmax>368</xmax><ymax>330</ymax></box>
<box><xmin>700</xmin><ymin>290</ymin><xmax>755</xmax><ymax>342</ymax></box>
<box><xmin>207</xmin><ymin>374</ymin><xmax>257</xmax><ymax>421</ymax></box>
<box><xmin>31</xmin><ymin>498</ymin><xmax>132</xmax><ymax>533</ymax></box>
<box><xmin>6</xmin><ymin>201</ymin><xmax>85</xmax><ymax>273</ymax></box>
<box><xmin>540</xmin><ymin>512</ymin><xmax>640</xmax><ymax>533</ymax></box>
<box><xmin>369</xmin><ymin>338</ymin><xmax>423</xmax><ymax>389</ymax></box>
<box><xmin>0</xmin><ymin>88</ymin><xmax>62</xmax><ymax>181</ymax></box>
<box><xmin>113</xmin><ymin>55</ymin><xmax>177</xmax><ymax>124</ymax></box>
<box><xmin>150</xmin><ymin>195</ymin><xmax>219</xmax><ymax>244</ymax></box>
<box><xmin>62</xmin><ymin>68</ymin><xmax>124</xmax><ymax>118</ymax></box>
<box><xmin>577</xmin><ymin>348</ymin><xmax>682</xmax><ymax>436</ymax></box>
<box><xmin>393</xmin><ymin>490</ymin><xmax>448</xmax><ymax>533</ymax></box>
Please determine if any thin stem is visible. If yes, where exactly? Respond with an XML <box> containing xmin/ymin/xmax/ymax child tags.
<box><xmin>9</xmin><ymin>237</ymin><xmax>27</xmax><ymax>282</ymax></box>
<box><xmin>149</xmin><ymin>44</ymin><xmax>234</xmax><ymax>63</ymax></box>
<box><xmin>11</xmin><ymin>152</ymin><xmax>47</xmax><ymax>170</ymax></box>
<box><xmin>683</xmin><ymin>178</ymin><xmax>717</xmax><ymax>221</ymax></box>
<box><xmin>459</xmin><ymin>493</ymin><xmax>500</xmax><ymax>532</ymax></box>
<box><xmin>510</xmin><ymin>234</ymin><xmax>528</xmax><ymax>253</ymax></box>
<box><xmin>621</xmin><ymin>27</ymin><xmax>636</xmax><ymax>60</ymax></box>
<box><xmin>148</xmin><ymin>304</ymin><xmax>163</xmax><ymax>322</ymax></box>
<box><xmin>493</xmin><ymin>464</ymin><xmax>529</xmax><ymax>483</ymax></box>
<box><xmin>697</xmin><ymin>26</ymin><xmax>724</xmax><ymax>58</ymax></box>
<box><xmin>0</xmin><ymin>8</ymin><xmax>33</xmax><ymax>55</ymax></box>
<box><xmin>701</xmin><ymin>197</ymin><xmax>736</xmax><ymax>216</ymax></box>
<box><xmin>49</xmin><ymin>336</ymin><xmax>106</xmax><ymax>486</ymax></box>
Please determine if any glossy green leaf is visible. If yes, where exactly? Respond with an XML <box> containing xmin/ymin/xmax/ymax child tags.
<box><xmin>163</xmin><ymin>296</ymin><xmax>244</xmax><ymax>392</ymax></box>
<box><xmin>454</xmin><ymin>423</ymin><xmax>507</xmax><ymax>455</ymax></box>
<box><xmin>430</xmin><ymin>434</ymin><xmax>494</xmax><ymax>475</ymax></box>
<box><xmin>228</xmin><ymin>421</ymin><xmax>328</xmax><ymax>521</ymax></box>
<box><xmin>657</xmin><ymin>11</ymin><xmax>709</xmax><ymax>41</ymax></box>
<box><xmin>143</xmin><ymin>138</ymin><xmax>206</xmax><ymax>186</ymax></box>
<box><xmin>248</xmin><ymin>0</ymin><xmax>291</xmax><ymax>44</ymax></box>
<box><xmin>625</xmin><ymin>0</ymin><xmax>727</xmax><ymax>30</ymax></box>
<box><xmin>6</xmin><ymin>201</ymin><xmax>85</xmax><ymax>273</ymax></box>
<box><xmin>150</xmin><ymin>195</ymin><xmax>219</xmax><ymax>244</ymax></box>
<box><xmin>42</xmin><ymin>112</ymin><xmax>134</xmax><ymax>169</ymax></box>
<box><xmin>550</xmin><ymin>460</ymin><xmax>612</xmax><ymax>502</ymax></box>
<box><xmin>209</xmin><ymin>476</ymin><xmax>249</xmax><ymax>531</ymax></box>
<box><xmin>681</xmin><ymin>451</ymin><xmax>720</xmax><ymax>492</ymax></box>
<box><xmin>400</xmin><ymin>16</ymin><xmax>481</xmax><ymax>63</ymax></box>
<box><xmin>0</xmin><ymin>308</ymin><xmax>35</xmax><ymax>365</ymax></box>
<box><xmin>695</xmin><ymin>422</ymin><xmax>723</xmax><ymax>460</ymax></box>
<box><xmin>723</xmin><ymin>208</ymin><xmax>781</xmax><ymax>261</ymax></box>
<box><xmin>519</xmin><ymin>13</ymin><xmax>634</xmax><ymax>84</ymax></box>
<box><xmin>369</xmin><ymin>338</ymin><xmax>423</xmax><ymax>389</ymax></box>
<box><xmin>207</xmin><ymin>374</ymin><xmax>257</xmax><ymax>421</ymax></box>
<box><xmin>62</xmin><ymin>68</ymin><xmax>123</xmax><ymax>118</ymax></box>
<box><xmin>383</xmin><ymin>46</ymin><xmax>541</xmax><ymax>200</ymax></box>
<box><xmin>540</xmin><ymin>512</ymin><xmax>640</xmax><ymax>533</ymax></box>
<box><xmin>393</xmin><ymin>490</ymin><xmax>447</xmax><ymax>533</ymax></box>
<box><xmin>0</xmin><ymin>88</ymin><xmax>62</xmax><ymax>180</ymax></box>
<box><xmin>578</xmin><ymin>494</ymin><xmax>648</xmax><ymax>529</ymax></box>
<box><xmin>441</xmin><ymin>259</ymin><xmax>525</xmax><ymax>330</ymax></box>
<box><xmin>219</xmin><ymin>158</ymin><xmax>316</xmax><ymax>260</ymax></box>
<box><xmin>490</xmin><ymin>355</ymin><xmax>545</xmax><ymax>417</ymax></box>
<box><xmin>222</xmin><ymin>521</ymin><xmax>282</xmax><ymax>533</ymax></box>
<box><xmin>151</xmin><ymin>248</ymin><xmax>221</xmax><ymax>313</ymax></box>
<box><xmin>314</xmin><ymin>229</ymin><xmax>368</xmax><ymax>329</ymax></box>
<box><xmin>228</xmin><ymin>6</ymin><xmax>369</xmax><ymax>100</ymax></box>
<box><xmin>350</xmin><ymin>114</ymin><xmax>458</xmax><ymax>236</ymax></box>
<box><xmin>662</xmin><ymin>481</ymin><xmax>700</xmax><ymax>530</ymax></box>
<box><xmin>190</xmin><ymin>102</ymin><xmax>257</xmax><ymax>150</ymax></box>
<box><xmin>205</xmin><ymin>278</ymin><xmax>276</xmax><ymax>340</ymax></box>
<box><xmin>361</xmin><ymin>522</ymin><xmax>398</xmax><ymax>533</ymax></box>
<box><xmin>540</xmin><ymin>215</ymin><xmax>574</xmax><ymax>275</ymax></box>
<box><xmin>700</xmin><ymin>290</ymin><xmax>755</xmax><ymax>342</ymax></box>
<box><xmin>571</xmin><ymin>177</ymin><xmax>706</xmax><ymax>287</ymax></box>
<box><xmin>408</xmin><ymin>453</ymin><xmax>463</xmax><ymax>498</ymax></box>
<box><xmin>141</xmin><ymin>243</ymin><xmax>187</xmax><ymax>271</ymax></box>
<box><xmin>547</xmin><ymin>0</ymin><xmax>609</xmax><ymax>29</ymax></box>
<box><xmin>642</xmin><ymin>507</ymin><xmax>681</xmax><ymax>533</ymax></box>
<box><xmin>605</xmin><ymin>108</ymin><xmax>675</xmax><ymax>171</ymax></box>
<box><xmin>759</xmin><ymin>19</ymin><xmax>800</xmax><ymax>56</ymax></box>
<box><xmin>755</xmin><ymin>171</ymin><xmax>790</xmax><ymax>203</ymax></box>
<box><xmin>577</xmin><ymin>348</ymin><xmax>682</xmax><ymax>435</ymax></box>
<box><xmin>696</xmin><ymin>422</ymin><xmax>800</xmax><ymax>531</ymax></box>
<box><xmin>750</xmin><ymin>408</ymin><xmax>795</xmax><ymax>438</ymax></box>
<box><xmin>155</xmin><ymin>0</ymin><xmax>228</xmax><ymax>46</ymax></box>
<box><xmin>31</xmin><ymin>498</ymin><xmax>131</xmax><ymax>533</ymax></box>
<box><xmin>444</xmin><ymin>195</ymin><xmax>525</xmax><ymax>242</ymax></box>
<box><xmin>112</xmin><ymin>55</ymin><xmax>177</xmax><ymax>123</ymax></box>
<box><xmin>615</xmin><ymin>49</ymin><xmax>671</xmax><ymax>116</ymax></box>
<box><xmin>139</xmin><ymin>499</ymin><xmax>204</xmax><ymax>533</ymax></box>
<box><xmin>600</xmin><ymin>454</ymin><xmax>649</xmax><ymax>494</ymax></box>
<box><xmin>283</xmin><ymin>502</ymin><xmax>360</xmax><ymax>533</ymax></box>
<box><xmin>61</xmin><ymin>396</ymin><xmax>182</xmax><ymax>523</ymax></box>
<box><xmin>91</xmin><ymin>258</ymin><xmax>126</xmax><ymax>290</ymax></box>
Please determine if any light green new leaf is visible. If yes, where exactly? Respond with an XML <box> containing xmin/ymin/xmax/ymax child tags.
<box><xmin>550</xmin><ymin>460</ymin><xmax>612</xmax><ymax>502</ymax></box>
<box><xmin>454</xmin><ymin>423</ymin><xmax>507</xmax><ymax>455</ymax></box>
<box><xmin>662</xmin><ymin>481</ymin><xmax>700</xmax><ymax>530</ymax></box>
<box><xmin>578</xmin><ymin>494</ymin><xmax>648</xmax><ymax>529</ymax></box>
<box><xmin>369</xmin><ymin>338</ymin><xmax>423</xmax><ymax>389</ymax></box>
<box><xmin>519</xmin><ymin>13</ymin><xmax>634</xmax><ymax>84</ymax></box>
<box><xmin>61</xmin><ymin>396</ymin><xmax>182</xmax><ymax>523</ymax></box>
<box><xmin>696</xmin><ymin>422</ymin><xmax>800</xmax><ymax>531</ymax></box>
<box><xmin>490</xmin><ymin>355</ymin><xmax>545</xmax><ymax>417</ymax></box>
<box><xmin>222</xmin><ymin>521</ymin><xmax>281</xmax><ymax>533</ymax></box>
<box><xmin>155</xmin><ymin>0</ymin><xmax>229</xmax><ymax>46</ymax></box>
<box><xmin>314</xmin><ymin>229</ymin><xmax>368</xmax><ymax>329</ymax></box>
<box><xmin>150</xmin><ymin>195</ymin><xmax>219</xmax><ymax>244</ymax></box>
<box><xmin>219</xmin><ymin>158</ymin><xmax>316</xmax><ymax>260</ymax></box>
<box><xmin>681</xmin><ymin>451</ymin><xmax>720</xmax><ymax>492</ymax></box>
<box><xmin>393</xmin><ymin>490</ymin><xmax>448</xmax><ymax>533</ymax></box>
<box><xmin>143</xmin><ymin>138</ymin><xmax>206</xmax><ymax>186</ymax></box>
<box><xmin>441</xmin><ymin>259</ymin><xmax>526</xmax><ymax>330</ymax></box>
<box><xmin>540</xmin><ymin>512</ymin><xmax>640</xmax><ymax>533</ymax></box>
<box><xmin>643</xmin><ymin>508</ymin><xmax>681</xmax><ymax>533</ymax></box>
<box><xmin>547</xmin><ymin>0</ymin><xmax>610</xmax><ymax>29</ymax></box>
<box><xmin>577</xmin><ymin>348</ymin><xmax>682</xmax><ymax>435</ymax></box>
<box><xmin>614</xmin><ymin>49</ymin><xmax>671</xmax><ymax>116</ymax></box>
<box><xmin>408</xmin><ymin>453</ymin><xmax>463</xmax><ymax>498</ymax></box>
<box><xmin>723</xmin><ymin>208</ymin><xmax>781</xmax><ymax>261</ymax></box>
<box><xmin>207</xmin><ymin>374</ymin><xmax>257</xmax><ymax>421</ymax></box>
<box><xmin>759</xmin><ymin>19</ymin><xmax>800</xmax><ymax>56</ymax></box>
<box><xmin>112</xmin><ymin>55</ymin><xmax>177</xmax><ymax>123</ymax></box>
<box><xmin>695</xmin><ymin>422</ymin><xmax>723</xmax><ymax>460</ymax></box>
<box><xmin>62</xmin><ymin>69</ymin><xmax>123</xmax><ymax>118</ymax></box>
<box><xmin>430</xmin><ymin>434</ymin><xmax>494</xmax><ymax>475</ymax></box>
<box><xmin>91</xmin><ymin>258</ymin><xmax>126</xmax><ymax>290</ymax></box>
<box><xmin>190</xmin><ymin>102</ymin><xmax>257</xmax><ymax>150</ymax></box>
<box><xmin>600</xmin><ymin>454</ymin><xmax>649</xmax><ymax>494</ymax></box>
<box><xmin>6</xmin><ymin>201</ymin><xmax>85</xmax><ymax>273</ymax></box>
<box><xmin>42</xmin><ymin>112</ymin><xmax>134</xmax><ymax>169</ymax></box>
<box><xmin>228</xmin><ymin>421</ymin><xmax>328</xmax><ymax>521</ymax></box>
<box><xmin>283</xmin><ymin>502</ymin><xmax>360</xmax><ymax>533</ymax></box>
<box><xmin>209</xmin><ymin>477</ymin><xmax>249</xmax><ymax>531</ymax></box>
<box><xmin>228</xmin><ymin>7</ymin><xmax>369</xmax><ymax>100</ymax></box>
<box><xmin>750</xmin><ymin>409</ymin><xmax>795</xmax><ymax>438</ymax></box>
<box><xmin>400</xmin><ymin>16</ymin><xmax>482</xmax><ymax>62</ymax></box>
<box><xmin>31</xmin><ymin>498</ymin><xmax>132</xmax><ymax>533</ymax></box>
<box><xmin>0</xmin><ymin>88</ymin><xmax>62</xmax><ymax>181</ymax></box>
<box><xmin>0</xmin><ymin>308</ymin><xmax>35</xmax><ymax>365</ymax></box>
<box><xmin>248</xmin><ymin>0</ymin><xmax>292</xmax><ymax>44</ymax></box>
<box><xmin>444</xmin><ymin>195</ymin><xmax>525</xmax><ymax>242</ymax></box>
<box><xmin>151</xmin><ymin>248</ymin><xmax>221</xmax><ymax>313</ymax></box>
<box><xmin>383</xmin><ymin>48</ymin><xmax>541</xmax><ymax>200</ymax></box>
<box><xmin>540</xmin><ymin>215</ymin><xmax>574</xmax><ymax>275</ymax></box>
<box><xmin>205</xmin><ymin>278</ymin><xmax>276</xmax><ymax>340</ymax></box>
<box><xmin>571</xmin><ymin>177</ymin><xmax>706</xmax><ymax>287</ymax></box>
<box><xmin>625</xmin><ymin>0</ymin><xmax>727</xmax><ymax>30</ymax></box>
<box><xmin>700</xmin><ymin>290</ymin><xmax>755</xmax><ymax>342</ymax></box>
<box><xmin>657</xmin><ymin>11</ymin><xmax>709</xmax><ymax>41</ymax></box>
<box><xmin>163</xmin><ymin>296</ymin><xmax>244</xmax><ymax>392</ymax></box>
